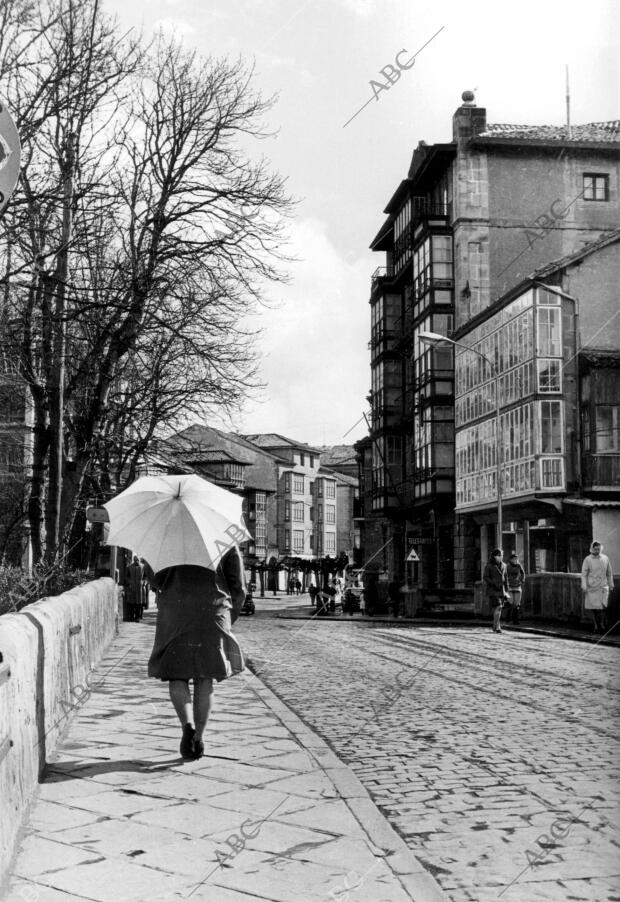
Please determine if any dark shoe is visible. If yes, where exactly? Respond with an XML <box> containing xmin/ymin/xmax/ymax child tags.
<box><xmin>193</xmin><ymin>738</ymin><xmax>204</xmax><ymax>759</ymax></box>
<box><xmin>180</xmin><ymin>724</ymin><xmax>195</xmax><ymax>759</ymax></box>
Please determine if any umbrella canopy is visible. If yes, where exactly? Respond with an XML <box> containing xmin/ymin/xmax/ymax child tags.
<box><xmin>103</xmin><ymin>474</ymin><xmax>251</xmax><ymax>573</ymax></box>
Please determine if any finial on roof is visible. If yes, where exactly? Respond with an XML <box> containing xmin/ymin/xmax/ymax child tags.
<box><xmin>462</xmin><ymin>90</ymin><xmax>475</xmax><ymax>104</ymax></box>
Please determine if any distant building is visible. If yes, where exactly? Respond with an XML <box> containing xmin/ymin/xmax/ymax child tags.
<box><xmin>360</xmin><ymin>91</ymin><xmax>620</xmax><ymax>589</ymax></box>
<box><xmin>243</xmin><ymin>434</ymin><xmax>335</xmax><ymax>560</ymax></box>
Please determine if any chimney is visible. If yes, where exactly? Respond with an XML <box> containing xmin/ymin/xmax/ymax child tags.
<box><xmin>452</xmin><ymin>91</ymin><xmax>486</xmax><ymax>142</ymax></box>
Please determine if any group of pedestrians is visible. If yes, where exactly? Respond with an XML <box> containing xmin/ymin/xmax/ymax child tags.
<box><xmin>484</xmin><ymin>541</ymin><xmax>614</xmax><ymax>634</ymax></box>
<box><xmin>483</xmin><ymin>549</ymin><xmax>525</xmax><ymax>633</ymax></box>
<box><xmin>308</xmin><ymin>577</ymin><xmax>343</xmax><ymax>615</ymax></box>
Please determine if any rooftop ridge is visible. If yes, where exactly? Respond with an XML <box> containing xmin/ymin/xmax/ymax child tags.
<box><xmin>478</xmin><ymin>121</ymin><xmax>620</xmax><ymax>143</ymax></box>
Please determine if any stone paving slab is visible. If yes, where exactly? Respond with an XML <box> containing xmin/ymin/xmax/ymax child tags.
<box><xmin>235</xmin><ymin>614</ymin><xmax>620</xmax><ymax>902</ymax></box>
<box><xmin>3</xmin><ymin>620</ymin><xmax>448</xmax><ymax>902</ymax></box>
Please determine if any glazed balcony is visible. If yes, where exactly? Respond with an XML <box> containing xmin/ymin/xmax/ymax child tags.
<box><xmin>582</xmin><ymin>454</ymin><xmax>620</xmax><ymax>489</ymax></box>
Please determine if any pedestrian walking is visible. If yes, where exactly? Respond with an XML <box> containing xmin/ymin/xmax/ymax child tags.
<box><xmin>506</xmin><ymin>552</ymin><xmax>525</xmax><ymax>624</ymax></box>
<box><xmin>483</xmin><ymin>548</ymin><xmax>509</xmax><ymax>633</ymax></box>
<box><xmin>327</xmin><ymin>577</ymin><xmax>340</xmax><ymax>614</ymax></box>
<box><xmin>316</xmin><ymin>586</ymin><xmax>330</xmax><ymax>616</ymax></box>
<box><xmin>581</xmin><ymin>540</ymin><xmax>614</xmax><ymax>633</ymax></box>
<box><xmin>295</xmin><ymin>578</ymin><xmax>302</xmax><ymax>596</ymax></box>
<box><xmin>308</xmin><ymin>583</ymin><xmax>317</xmax><ymax>607</ymax></box>
<box><xmin>144</xmin><ymin>546</ymin><xmax>246</xmax><ymax>760</ymax></box>
<box><xmin>124</xmin><ymin>554</ymin><xmax>144</xmax><ymax>622</ymax></box>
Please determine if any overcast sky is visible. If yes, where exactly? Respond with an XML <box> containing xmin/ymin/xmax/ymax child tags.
<box><xmin>105</xmin><ymin>0</ymin><xmax>618</xmax><ymax>446</ymax></box>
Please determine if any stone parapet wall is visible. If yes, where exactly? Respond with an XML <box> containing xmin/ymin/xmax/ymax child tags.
<box><xmin>0</xmin><ymin>578</ymin><xmax>119</xmax><ymax>891</ymax></box>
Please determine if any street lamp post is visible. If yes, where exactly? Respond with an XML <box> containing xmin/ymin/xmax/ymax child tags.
<box><xmin>418</xmin><ymin>331</ymin><xmax>503</xmax><ymax>553</ymax></box>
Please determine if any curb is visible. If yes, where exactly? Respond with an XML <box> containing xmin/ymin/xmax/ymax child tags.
<box><xmin>271</xmin><ymin>611</ymin><xmax>620</xmax><ymax>647</ymax></box>
<box><xmin>244</xmin><ymin>668</ymin><xmax>449</xmax><ymax>902</ymax></box>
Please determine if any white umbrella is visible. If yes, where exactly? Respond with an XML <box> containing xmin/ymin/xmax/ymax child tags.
<box><xmin>103</xmin><ymin>474</ymin><xmax>251</xmax><ymax>573</ymax></box>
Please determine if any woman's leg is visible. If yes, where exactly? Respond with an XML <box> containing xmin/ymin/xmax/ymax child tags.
<box><xmin>169</xmin><ymin>679</ymin><xmax>193</xmax><ymax>726</ymax></box>
<box><xmin>193</xmin><ymin>678</ymin><xmax>214</xmax><ymax>740</ymax></box>
<box><xmin>493</xmin><ymin>604</ymin><xmax>502</xmax><ymax>632</ymax></box>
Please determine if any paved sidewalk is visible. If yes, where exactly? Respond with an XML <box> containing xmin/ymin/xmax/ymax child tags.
<box><xmin>4</xmin><ymin>615</ymin><xmax>446</xmax><ymax>902</ymax></box>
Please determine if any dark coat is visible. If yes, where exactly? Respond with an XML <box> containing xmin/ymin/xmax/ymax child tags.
<box><xmin>124</xmin><ymin>561</ymin><xmax>144</xmax><ymax>605</ymax></box>
<box><xmin>506</xmin><ymin>560</ymin><xmax>525</xmax><ymax>589</ymax></box>
<box><xmin>145</xmin><ymin>546</ymin><xmax>245</xmax><ymax>681</ymax></box>
<box><xmin>483</xmin><ymin>559</ymin><xmax>509</xmax><ymax>602</ymax></box>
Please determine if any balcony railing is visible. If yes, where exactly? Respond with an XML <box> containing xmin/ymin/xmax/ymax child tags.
<box><xmin>371</xmin><ymin>265</ymin><xmax>394</xmax><ymax>289</ymax></box>
<box><xmin>368</xmin><ymin>328</ymin><xmax>397</xmax><ymax>351</ymax></box>
<box><xmin>411</xmin><ymin>197</ymin><xmax>450</xmax><ymax>223</ymax></box>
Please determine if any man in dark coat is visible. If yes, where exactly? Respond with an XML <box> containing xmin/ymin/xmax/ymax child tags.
<box><xmin>483</xmin><ymin>548</ymin><xmax>509</xmax><ymax>633</ymax></box>
<box><xmin>125</xmin><ymin>555</ymin><xmax>144</xmax><ymax>622</ymax></box>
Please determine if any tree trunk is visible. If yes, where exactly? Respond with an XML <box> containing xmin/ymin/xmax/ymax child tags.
<box><xmin>45</xmin><ymin>133</ymin><xmax>75</xmax><ymax>563</ymax></box>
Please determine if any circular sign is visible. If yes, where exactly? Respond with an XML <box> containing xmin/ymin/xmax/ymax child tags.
<box><xmin>0</xmin><ymin>99</ymin><xmax>21</xmax><ymax>214</ymax></box>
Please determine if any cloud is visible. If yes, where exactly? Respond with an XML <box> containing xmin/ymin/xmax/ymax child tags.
<box><xmin>238</xmin><ymin>217</ymin><xmax>372</xmax><ymax>445</ymax></box>
<box><xmin>340</xmin><ymin>0</ymin><xmax>377</xmax><ymax>17</ymax></box>
<box><xmin>152</xmin><ymin>17</ymin><xmax>196</xmax><ymax>36</ymax></box>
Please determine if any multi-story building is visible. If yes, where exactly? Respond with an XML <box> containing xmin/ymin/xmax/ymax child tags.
<box><xmin>361</xmin><ymin>91</ymin><xmax>619</xmax><ymax>588</ymax></box>
<box><xmin>243</xmin><ymin>434</ymin><xmax>338</xmax><ymax>561</ymax></box>
<box><xmin>455</xmin><ymin>231</ymin><xmax>620</xmax><ymax>578</ymax></box>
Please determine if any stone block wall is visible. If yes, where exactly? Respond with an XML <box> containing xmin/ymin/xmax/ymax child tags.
<box><xmin>0</xmin><ymin>578</ymin><xmax>119</xmax><ymax>891</ymax></box>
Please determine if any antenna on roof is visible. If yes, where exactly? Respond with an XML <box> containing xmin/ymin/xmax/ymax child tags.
<box><xmin>565</xmin><ymin>65</ymin><xmax>572</xmax><ymax>139</ymax></box>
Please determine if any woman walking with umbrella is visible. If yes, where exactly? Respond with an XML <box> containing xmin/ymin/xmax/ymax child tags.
<box><xmin>105</xmin><ymin>475</ymin><xmax>250</xmax><ymax>760</ymax></box>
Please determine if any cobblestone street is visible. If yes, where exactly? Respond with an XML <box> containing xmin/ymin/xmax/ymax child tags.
<box><xmin>235</xmin><ymin>606</ymin><xmax>620</xmax><ymax>901</ymax></box>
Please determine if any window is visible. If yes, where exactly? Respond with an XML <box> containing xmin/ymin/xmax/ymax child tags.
<box><xmin>536</xmin><ymin>307</ymin><xmax>561</xmax><ymax>356</ymax></box>
<box><xmin>537</xmin><ymin>359</ymin><xmax>561</xmax><ymax>392</ymax></box>
<box><xmin>540</xmin><ymin>400</ymin><xmax>563</xmax><ymax>454</ymax></box>
<box><xmin>317</xmin><ymin>503</ymin><xmax>323</xmax><ymax>520</ymax></box>
<box><xmin>325</xmin><ymin>532</ymin><xmax>336</xmax><ymax>553</ymax></box>
<box><xmin>299</xmin><ymin>453</ymin><xmax>305</xmax><ymax>466</ymax></box>
<box><xmin>284</xmin><ymin>472</ymin><xmax>291</xmax><ymax>493</ymax></box>
<box><xmin>326</xmin><ymin>504</ymin><xmax>335</xmax><ymax>524</ymax></box>
<box><xmin>431</xmin><ymin>234</ymin><xmax>453</xmax><ymax>280</ymax></box>
<box><xmin>293</xmin><ymin>474</ymin><xmax>304</xmax><ymax>494</ymax></box>
<box><xmin>583</xmin><ymin>173</ymin><xmax>609</xmax><ymax>201</ymax></box>
<box><xmin>284</xmin><ymin>531</ymin><xmax>291</xmax><ymax>551</ymax></box>
<box><xmin>308</xmin><ymin>455</ymin><xmax>315</xmax><ymax>468</ymax></box>
<box><xmin>293</xmin><ymin>501</ymin><xmax>304</xmax><ymax>521</ymax></box>
<box><xmin>309</xmin><ymin>533</ymin><xmax>314</xmax><ymax>551</ymax></box>
<box><xmin>223</xmin><ymin>463</ymin><xmax>243</xmax><ymax>484</ymax></box>
<box><xmin>325</xmin><ymin>481</ymin><xmax>335</xmax><ymax>499</ymax></box>
<box><xmin>316</xmin><ymin>480</ymin><xmax>323</xmax><ymax>497</ymax></box>
<box><xmin>284</xmin><ymin>500</ymin><xmax>290</xmax><ymax>521</ymax></box>
<box><xmin>293</xmin><ymin>530</ymin><xmax>304</xmax><ymax>552</ymax></box>
<box><xmin>541</xmin><ymin>458</ymin><xmax>564</xmax><ymax>489</ymax></box>
<box><xmin>596</xmin><ymin>405</ymin><xmax>620</xmax><ymax>452</ymax></box>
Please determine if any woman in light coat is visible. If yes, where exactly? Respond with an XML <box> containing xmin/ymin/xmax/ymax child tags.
<box><xmin>581</xmin><ymin>540</ymin><xmax>614</xmax><ymax>633</ymax></box>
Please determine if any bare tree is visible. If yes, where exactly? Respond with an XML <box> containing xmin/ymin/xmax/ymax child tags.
<box><xmin>0</xmin><ymin>2</ymin><xmax>292</xmax><ymax>565</ymax></box>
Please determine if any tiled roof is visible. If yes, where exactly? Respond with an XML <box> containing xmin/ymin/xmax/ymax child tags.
<box><xmin>478</xmin><ymin>121</ymin><xmax>620</xmax><ymax>144</ymax></box>
<box><xmin>242</xmin><ymin>433</ymin><xmax>322</xmax><ymax>453</ymax></box>
<box><xmin>319</xmin><ymin>445</ymin><xmax>357</xmax><ymax>466</ymax></box>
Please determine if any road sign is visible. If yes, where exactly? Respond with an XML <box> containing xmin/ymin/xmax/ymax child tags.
<box><xmin>0</xmin><ymin>99</ymin><xmax>20</xmax><ymax>215</ymax></box>
<box><xmin>86</xmin><ymin>506</ymin><xmax>109</xmax><ymax>524</ymax></box>
<box><xmin>406</xmin><ymin>549</ymin><xmax>419</xmax><ymax>562</ymax></box>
